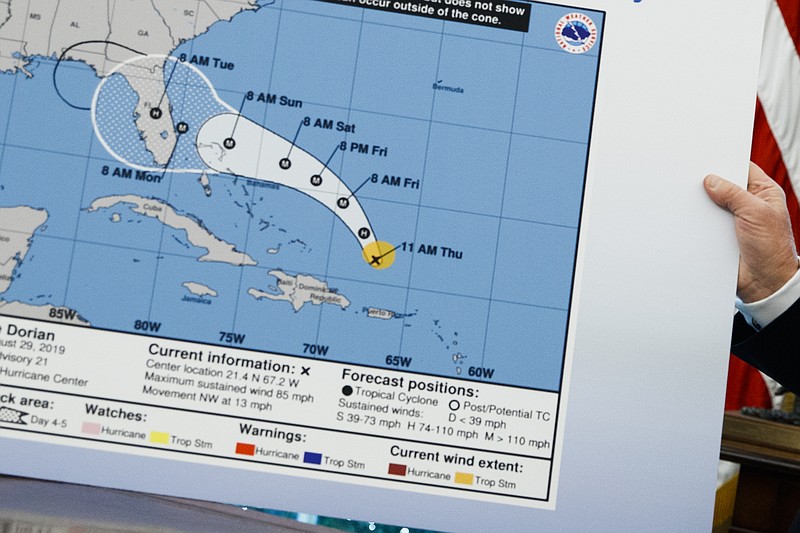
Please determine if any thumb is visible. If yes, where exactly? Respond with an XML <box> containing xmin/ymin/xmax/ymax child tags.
<box><xmin>704</xmin><ymin>174</ymin><xmax>751</xmax><ymax>215</ymax></box>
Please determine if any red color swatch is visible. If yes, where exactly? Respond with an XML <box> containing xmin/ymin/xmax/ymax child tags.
<box><xmin>236</xmin><ymin>442</ymin><xmax>256</xmax><ymax>456</ymax></box>
<box><xmin>388</xmin><ymin>463</ymin><xmax>407</xmax><ymax>476</ymax></box>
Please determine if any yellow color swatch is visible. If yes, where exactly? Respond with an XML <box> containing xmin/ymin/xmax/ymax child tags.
<box><xmin>149</xmin><ymin>431</ymin><xmax>170</xmax><ymax>444</ymax></box>
<box><xmin>454</xmin><ymin>472</ymin><xmax>474</xmax><ymax>485</ymax></box>
<box><xmin>362</xmin><ymin>241</ymin><xmax>396</xmax><ymax>270</ymax></box>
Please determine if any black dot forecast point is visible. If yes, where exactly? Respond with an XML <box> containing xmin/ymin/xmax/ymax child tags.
<box><xmin>279</xmin><ymin>158</ymin><xmax>292</xmax><ymax>170</ymax></box>
<box><xmin>223</xmin><ymin>138</ymin><xmax>236</xmax><ymax>149</ymax></box>
<box><xmin>176</xmin><ymin>122</ymin><xmax>189</xmax><ymax>134</ymax></box>
<box><xmin>337</xmin><ymin>197</ymin><xmax>350</xmax><ymax>209</ymax></box>
<box><xmin>310</xmin><ymin>174</ymin><xmax>322</xmax><ymax>186</ymax></box>
<box><xmin>358</xmin><ymin>227</ymin><xmax>371</xmax><ymax>239</ymax></box>
<box><xmin>342</xmin><ymin>386</ymin><xmax>353</xmax><ymax>396</ymax></box>
<box><xmin>150</xmin><ymin>107</ymin><xmax>163</xmax><ymax>119</ymax></box>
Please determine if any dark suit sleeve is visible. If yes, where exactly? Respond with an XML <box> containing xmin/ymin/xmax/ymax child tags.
<box><xmin>732</xmin><ymin>297</ymin><xmax>800</xmax><ymax>394</ymax></box>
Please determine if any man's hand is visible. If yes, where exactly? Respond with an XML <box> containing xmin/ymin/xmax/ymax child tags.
<box><xmin>704</xmin><ymin>162</ymin><xmax>799</xmax><ymax>303</ymax></box>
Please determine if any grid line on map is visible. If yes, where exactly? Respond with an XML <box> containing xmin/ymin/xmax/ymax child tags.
<box><xmin>477</xmin><ymin>29</ymin><xmax>528</xmax><ymax>369</ymax></box>
<box><xmin>0</xmin><ymin>0</ymin><xmax>33</xmax><ymax>180</ymax></box>
<box><xmin>312</xmin><ymin>6</ymin><xmax>368</xmax><ymax>352</ymax></box>
<box><xmin>144</xmin><ymin>53</ymin><xmax>203</xmax><ymax>323</ymax></box>
<box><xmin>227</xmin><ymin>0</ymin><xmax>286</xmax><ymax>337</ymax></box>
<box><xmin>0</xmin><ymin>0</ymin><xmax>601</xmax><ymax>390</ymax></box>
<box><xmin>18</xmin><ymin>232</ymin><xmax>571</xmax><ymax>315</ymax></box>
<box><xmin>396</xmin><ymin>19</ymin><xmax>448</xmax><ymax>357</ymax></box>
<box><xmin>0</xmin><ymin>140</ymin><xmax>581</xmax><ymax>231</ymax></box>
<box><xmin>277</xmin><ymin>3</ymin><xmax>600</xmax><ymax>57</ymax></box>
<box><xmin>58</xmin><ymin>0</ymin><xmax>117</xmax><ymax>310</ymax></box>
<box><xmin>0</xmin><ymin>1</ymin><xmax>599</xmax><ymax>70</ymax></box>
<box><xmin>4</xmin><ymin>91</ymin><xmax>592</xmax><ymax>154</ymax></box>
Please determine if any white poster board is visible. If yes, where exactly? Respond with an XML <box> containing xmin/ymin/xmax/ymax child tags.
<box><xmin>0</xmin><ymin>0</ymin><xmax>764</xmax><ymax>530</ymax></box>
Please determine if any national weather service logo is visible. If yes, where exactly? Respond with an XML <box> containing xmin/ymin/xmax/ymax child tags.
<box><xmin>555</xmin><ymin>13</ymin><xmax>598</xmax><ymax>54</ymax></box>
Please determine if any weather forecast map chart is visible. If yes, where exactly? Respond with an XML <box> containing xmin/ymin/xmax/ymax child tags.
<box><xmin>0</xmin><ymin>0</ymin><xmax>603</xmax><ymax>508</ymax></box>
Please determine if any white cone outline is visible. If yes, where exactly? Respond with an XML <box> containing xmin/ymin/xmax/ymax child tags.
<box><xmin>91</xmin><ymin>54</ymin><xmax>377</xmax><ymax>249</ymax></box>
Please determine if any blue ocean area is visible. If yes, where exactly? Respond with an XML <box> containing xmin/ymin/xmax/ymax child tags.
<box><xmin>0</xmin><ymin>1</ymin><xmax>604</xmax><ymax>392</ymax></box>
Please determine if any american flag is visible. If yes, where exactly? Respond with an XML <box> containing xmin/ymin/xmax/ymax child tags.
<box><xmin>727</xmin><ymin>0</ymin><xmax>800</xmax><ymax>409</ymax></box>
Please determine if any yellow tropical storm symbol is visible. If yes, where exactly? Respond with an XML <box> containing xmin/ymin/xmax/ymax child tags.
<box><xmin>363</xmin><ymin>241</ymin><xmax>397</xmax><ymax>270</ymax></box>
